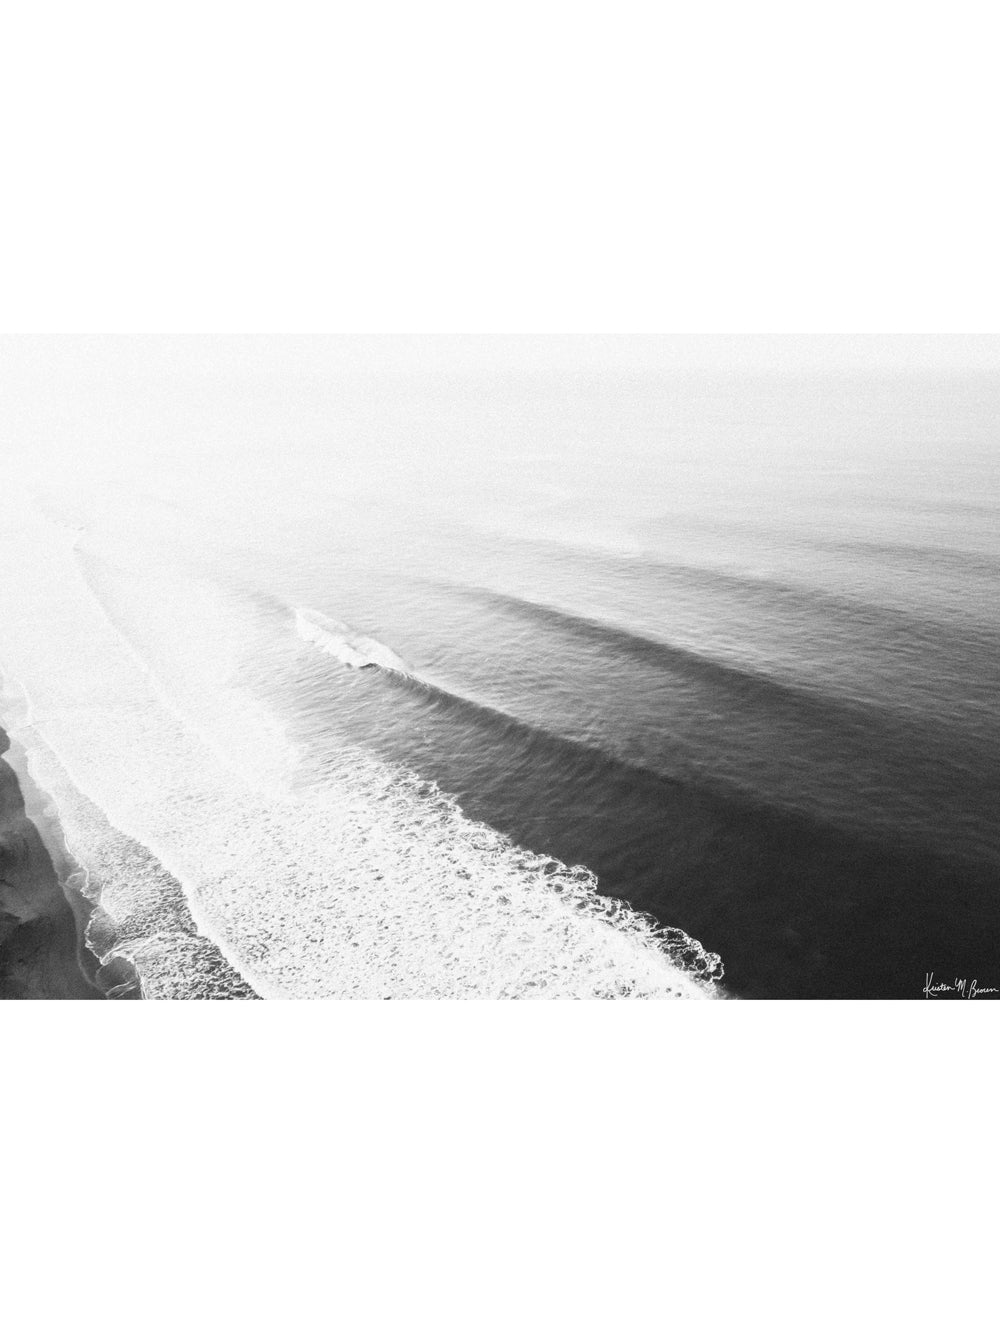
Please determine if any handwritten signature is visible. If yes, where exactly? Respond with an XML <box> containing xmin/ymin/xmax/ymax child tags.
<box><xmin>924</xmin><ymin>973</ymin><xmax>1000</xmax><ymax>999</ymax></box>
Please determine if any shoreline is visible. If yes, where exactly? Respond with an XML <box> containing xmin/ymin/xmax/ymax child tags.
<box><xmin>0</xmin><ymin>722</ymin><xmax>113</xmax><ymax>999</ymax></box>
<box><xmin>0</xmin><ymin>677</ymin><xmax>260</xmax><ymax>1001</ymax></box>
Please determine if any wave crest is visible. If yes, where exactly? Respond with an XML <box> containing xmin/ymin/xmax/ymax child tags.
<box><xmin>294</xmin><ymin>607</ymin><xmax>410</xmax><ymax>673</ymax></box>
<box><xmin>0</xmin><ymin>504</ymin><xmax>723</xmax><ymax>999</ymax></box>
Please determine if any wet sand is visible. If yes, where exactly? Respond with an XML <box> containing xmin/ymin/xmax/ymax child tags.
<box><xmin>0</xmin><ymin>724</ymin><xmax>105</xmax><ymax>1000</ymax></box>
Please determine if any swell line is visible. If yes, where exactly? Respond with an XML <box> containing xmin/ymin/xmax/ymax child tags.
<box><xmin>325</xmin><ymin>637</ymin><xmax>898</xmax><ymax>859</ymax></box>
<box><xmin>438</xmin><ymin>583</ymin><xmax>884</xmax><ymax>727</ymax></box>
<box><xmin>52</xmin><ymin>532</ymin><xmax>723</xmax><ymax>997</ymax></box>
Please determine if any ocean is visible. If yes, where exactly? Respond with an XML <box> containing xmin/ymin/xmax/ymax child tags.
<box><xmin>2</xmin><ymin>339</ymin><xmax>998</xmax><ymax>998</ymax></box>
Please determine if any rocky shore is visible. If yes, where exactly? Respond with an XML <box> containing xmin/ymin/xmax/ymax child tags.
<box><xmin>0</xmin><ymin>724</ymin><xmax>106</xmax><ymax>1000</ymax></box>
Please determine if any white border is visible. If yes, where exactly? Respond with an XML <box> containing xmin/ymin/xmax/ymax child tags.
<box><xmin>6</xmin><ymin>1004</ymin><xmax>997</xmax><ymax>1331</ymax></box>
<box><xmin>3</xmin><ymin>3</ymin><xmax>998</xmax><ymax>332</ymax></box>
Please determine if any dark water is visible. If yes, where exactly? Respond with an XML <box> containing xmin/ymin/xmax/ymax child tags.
<box><xmin>8</xmin><ymin>360</ymin><xmax>1000</xmax><ymax>997</ymax></box>
<box><xmin>225</xmin><ymin>371</ymin><xmax>1000</xmax><ymax>998</ymax></box>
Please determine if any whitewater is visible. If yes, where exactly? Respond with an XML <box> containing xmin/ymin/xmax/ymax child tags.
<box><xmin>294</xmin><ymin>606</ymin><xmax>412</xmax><ymax>673</ymax></box>
<box><xmin>0</xmin><ymin>492</ymin><xmax>723</xmax><ymax>999</ymax></box>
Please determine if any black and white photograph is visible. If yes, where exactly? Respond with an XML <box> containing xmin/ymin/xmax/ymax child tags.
<box><xmin>3</xmin><ymin>335</ymin><xmax>998</xmax><ymax>1002</ymax></box>
<box><xmin>4</xmin><ymin>3</ymin><xmax>994</xmax><ymax>1330</ymax></box>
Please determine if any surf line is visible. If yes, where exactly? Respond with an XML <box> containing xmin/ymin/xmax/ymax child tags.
<box><xmin>293</xmin><ymin>607</ymin><xmax>411</xmax><ymax>674</ymax></box>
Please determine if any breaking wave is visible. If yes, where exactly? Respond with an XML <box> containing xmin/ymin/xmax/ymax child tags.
<box><xmin>294</xmin><ymin>606</ymin><xmax>410</xmax><ymax>674</ymax></box>
<box><xmin>0</xmin><ymin>499</ymin><xmax>723</xmax><ymax>999</ymax></box>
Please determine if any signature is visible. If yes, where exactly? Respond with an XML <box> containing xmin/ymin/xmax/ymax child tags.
<box><xmin>924</xmin><ymin>973</ymin><xmax>1000</xmax><ymax>999</ymax></box>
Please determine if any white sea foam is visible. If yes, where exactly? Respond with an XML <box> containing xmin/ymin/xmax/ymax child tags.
<box><xmin>294</xmin><ymin>606</ymin><xmax>411</xmax><ymax>674</ymax></box>
<box><xmin>0</xmin><ymin>496</ymin><xmax>722</xmax><ymax>999</ymax></box>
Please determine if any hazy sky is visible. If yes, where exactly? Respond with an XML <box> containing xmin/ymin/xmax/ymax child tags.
<box><xmin>3</xmin><ymin>334</ymin><xmax>999</xmax><ymax>389</ymax></box>
<box><xmin>345</xmin><ymin>335</ymin><xmax>1000</xmax><ymax>376</ymax></box>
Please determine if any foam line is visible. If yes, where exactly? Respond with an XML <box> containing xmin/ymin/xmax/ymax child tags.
<box><xmin>0</xmin><ymin>498</ymin><xmax>723</xmax><ymax>999</ymax></box>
